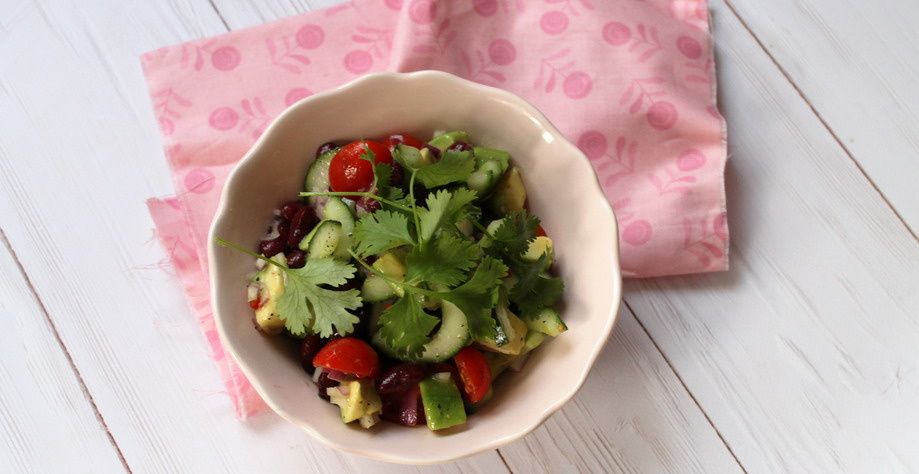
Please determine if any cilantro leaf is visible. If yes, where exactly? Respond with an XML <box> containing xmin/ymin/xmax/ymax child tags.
<box><xmin>444</xmin><ymin>187</ymin><xmax>480</xmax><ymax>224</ymax></box>
<box><xmin>405</xmin><ymin>233</ymin><xmax>482</xmax><ymax>286</ymax></box>
<box><xmin>415</xmin><ymin>149</ymin><xmax>475</xmax><ymax>188</ymax></box>
<box><xmin>416</xmin><ymin>189</ymin><xmax>452</xmax><ymax>243</ymax></box>
<box><xmin>276</xmin><ymin>258</ymin><xmax>363</xmax><ymax>337</ymax></box>
<box><xmin>378</xmin><ymin>294</ymin><xmax>439</xmax><ymax>359</ymax></box>
<box><xmin>352</xmin><ymin>210</ymin><xmax>414</xmax><ymax>256</ymax></box>
<box><xmin>508</xmin><ymin>253</ymin><xmax>564</xmax><ymax>316</ymax></box>
<box><xmin>438</xmin><ymin>256</ymin><xmax>507</xmax><ymax>340</ymax></box>
<box><xmin>491</xmin><ymin>211</ymin><xmax>540</xmax><ymax>258</ymax></box>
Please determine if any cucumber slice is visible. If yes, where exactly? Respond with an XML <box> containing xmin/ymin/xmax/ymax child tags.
<box><xmin>303</xmin><ymin>148</ymin><xmax>338</xmax><ymax>207</ymax></box>
<box><xmin>299</xmin><ymin>220</ymin><xmax>343</xmax><ymax>260</ymax></box>
<box><xmin>361</xmin><ymin>275</ymin><xmax>396</xmax><ymax>303</ymax></box>
<box><xmin>322</xmin><ymin>197</ymin><xmax>355</xmax><ymax>260</ymax></box>
<box><xmin>526</xmin><ymin>307</ymin><xmax>567</xmax><ymax>336</ymax></box>
<box><xmin>370</xmin><ymin>300</ymin><xmax>470</xmax><ymax>363</ymax></box>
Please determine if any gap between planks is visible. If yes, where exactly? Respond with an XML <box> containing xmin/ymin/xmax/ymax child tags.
<box><xmin>0</xmin><ymin>227</ymin><xmax>133</xmax><ymax>474</ymax></box>
<box><xmin>721</xmin><ymin>0</ymin><xmax>918</xmax><ymax>243</ymax></box>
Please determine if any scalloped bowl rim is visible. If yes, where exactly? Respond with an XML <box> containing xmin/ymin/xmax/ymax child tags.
<box><xmin>208</xmin><ymin>71</ymin><xmax>621</xmax><ymax>464</ymax></box>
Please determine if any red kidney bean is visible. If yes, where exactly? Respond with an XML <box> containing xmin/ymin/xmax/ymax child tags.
<box><xmin>423</xmin><ymin>144</ymin><xmax>441</xmax><ymax>160</ymax></box>
<box><xmin>299</xmin><ymin>335</ymin><xmax>324</xmax><ymax>374</ymax></box>
<box><xmin>279</xmin><ymin>200</ymin><xmax>303</xmax><ymax>220</ymax></box>
<box><xmin>258</xmin><ymin>239</ymin><xmax>285</xmax><ymax>258</ymax></box>
<box><xmin>316</xmin><ymin>142</ymin><xmax>337</xmax><ymax>158</ymax></box>
<box><xmin>447</xmin><ymin>141</ymin><xmax>472</xmax><ymax>152</ymax></box>
<box><xmin>287</xmin><ymin>207</ymin><xmax>317</xmax><ymax>250</ymax></box>
<box><xmin>389</xmin><ymin>161</ymin><xmax>404</xmax><ymax>187</ymax></box>
<box><xmin>376</xmin><ymin>363</ymin><xmax>428</xmax><ymax>395</ymax></box>
<box><xmin>286</xmin><ymin>250</ymin><xmax>306</xmax><ymax>269</ymax></box>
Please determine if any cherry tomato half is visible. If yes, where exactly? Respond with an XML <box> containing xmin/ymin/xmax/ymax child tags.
<box><xmin>328</xmin><ymin>140</ymin><xmax>392</xmax><ymax>194</ymax></box>
<box><xmin>384</xmin><ymin>133</ymin><xmax>425</xmax><ymax>151</ymax></box>
<box><xmin>536</xmin><ymin>225</ymin><xmax>548</xmax><ymax>237</ymax></box>
<box><xmin>453</xmin><ymin>346</ymin><xmax>492</xmax><ymax>403</ymax></box>
<box><xmin>312</xmin><ymin>337</ymin><xmax>381</xmax><ymax>378</ymax></box>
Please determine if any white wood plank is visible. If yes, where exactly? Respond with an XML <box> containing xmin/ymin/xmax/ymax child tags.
<box><xmin>0</xmin><ymin>1</ymin><xmax>510</xmax><ymax>472</ymax></box>
<box><xmin>723</xmin><ymin>0</ymin><xmax>919</xmax><ymax>233</ymax></box>
<box><xmin>204</xmin><ymin>0</ymin><xmax>744</xmax><ymax>472</ymax></box>
<box><xmin>620</xmin><ymin>1</ymin><xmax>919</xmax><ymax>472</ymax></box>
<box><xmin>0</xmin><ymin>231</ymin><xmax>126</xmax><ymax>473</ymax></box>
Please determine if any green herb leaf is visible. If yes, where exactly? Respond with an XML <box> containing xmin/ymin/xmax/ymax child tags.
<box><xmin>378</xmin><ymin>293</ymin><xmax>439</xmax><ymax>359</ymax></box>
<box><xmin>352</xmin><ymin>210</ymin><xmax>415</xmax><ymax>256</ymax></box>
<box><xmin>405</xmin><ymin>233</ymin><xmax>482</xmax><ymax>286</ymax></box>
<box><xmin>491</xmin><ymin>211</ymin><xmax>540</xmax><ymax>258</ymax></box>
<box><xmin>415</xmin><ymin>149</ymin><xmax>475</xmax><ymax>188</ymax></box>
<box><xmin>508</xmin><ymin>253</ymin><xmax>564</xmax><ymax>316</ymax></box>
<box><xmin>416</xmin><ymin>189</ymin><xmax>452</xmax><ymax>243</ymax></box>
<box><xmin>438</xmin><ymin>256</ymin><xmax>507</xmax><ymax>340</ymax></box>
<box><xmin>276</xmin><ymin>258</ymin><xmax>363</xmax><ymax>337</ymax></box>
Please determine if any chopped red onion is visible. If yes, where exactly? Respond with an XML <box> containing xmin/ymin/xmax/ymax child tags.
<box><xmin>327</xmin><ymin>369</ymin><xmax>349</xmax><ymax>382</ymax></box>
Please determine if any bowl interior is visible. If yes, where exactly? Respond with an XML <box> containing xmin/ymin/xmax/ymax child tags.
<box><xmin>209</xmin><ymin>72</ymin><xmax>620</xmax><ymax>464</ymax></box>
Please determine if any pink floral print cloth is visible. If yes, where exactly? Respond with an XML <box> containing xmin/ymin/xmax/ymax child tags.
<box><xmin>143</xmin><ymin>0</ymin><xmax>727</xmax><ymax>418</ymax></box>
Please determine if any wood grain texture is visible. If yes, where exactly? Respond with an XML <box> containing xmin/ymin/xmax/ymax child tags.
<box><xmin>621</xmin><ymin>1</ymin><xmax>919</xmax><ymax>472</ymax></box>
<box><xmin>0</xmin><ymin>1</ymin><xmax>498</xmax><ymax>472</ymax></box>
<box><xmin>0</xmin><ymin>231</ymin><xmax>125</xmax><ymax>473</ymax></box>
<box><xmin>499</xmin><ymin>306</ymin><xmax>743</xmax><ymax>474</ymax></box>
<box><xmin>723</xmin><ymin>0</ymin><xmax>919</xmax><ymax>234</ymax></box>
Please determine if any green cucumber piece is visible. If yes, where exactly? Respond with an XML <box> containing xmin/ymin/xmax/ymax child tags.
<box><xmin>370</xmin><ymin>300</ymin><xmax>470</xmax><ymax>363</ymax></box>
<box><xmin>526</xmin><ymin>307</ymin><xmax>567</xmax><ymax>336</ymax></box>
<box><xmin>484</xmin><ymin>330</ymin><xmax>548</xmax><ymax>379</ymax></box>
<box><xmin>322</xmin><ymin>197</ymin><xmax>355</xmax><ymax>260</ymax></box>
<box><xmin>393</xmin><ymin>144</ymin><xmax>431</xmax><ymax>169</ymax></box>
<box><xmin>303</xmin><ymin>148</ymin><xmax>337</xmax><ymax>207</ymax></box>
<box><xmin>361</xmin><ymin>275</ymin><xmax>396</xmax><ymax>303</ymax></box>
<box><xmin>419</xmin><ymin>373</ymin><xmax>467</xmax><ymax>430</ymax></box>
<box><xmin>428</xmin><ymin>130</ymin><xmax>469</xmax><ymax>151</ymax></box>
<box><xmin>472</xmin><ymin>147</ymin><xmax>510</xmax><ymax>170</ymax></box>
<box><xmin>299</xmin><ymin>220</ymin><xmax>343</xmax><ymax>260</ymax></box>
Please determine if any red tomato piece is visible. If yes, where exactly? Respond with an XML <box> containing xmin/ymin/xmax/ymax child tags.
<box><xmin>536</xmin><ymin>225</ymin><xmax>548</xmax><ymax>237</ymax></box>
<box><xmin>328</xmin><ymin>140</ymin><xmax>392</xmax><ymax>194</ymax></box>
<box><xmin>384</xmin><ymin>133</ymin><xmax>425</xmax><ymax>151</ymax></box>
<box><xmin>312</xmin><ymin>337</ymin><xmax>381</xmax><ymax>378</ymax></box>
<box><xmin>453</xmin><ymin>346</ymin><xmax>492</xmax><ymax>403</ymax></box>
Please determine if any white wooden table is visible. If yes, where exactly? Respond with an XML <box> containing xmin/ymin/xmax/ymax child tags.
<box><xmin>2</xmin><ymin>0</ymin><xmax>918</xmax><ymax>472</ymax></box>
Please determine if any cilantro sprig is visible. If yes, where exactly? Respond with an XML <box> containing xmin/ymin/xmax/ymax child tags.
<box><xmin>215</xmin><ymin>238</ymin><xmax>362</xmax><ymax>338</ymax></box>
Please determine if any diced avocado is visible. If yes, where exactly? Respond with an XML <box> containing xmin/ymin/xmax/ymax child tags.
<box><xmin>428</xmin><ymin>130</ymin><xmax>469</xmax><ymax>152</ymax></box>
<box><xmin>526</xmin><ymin>307</ymin><xmax>568</xmax><ymax>336</ymax></box>
<box><xmin>361</xmin><ymin>274</ymin><xmax>396</xmax><ymax>302</ymax></box>
<box><xmin>476</xmin><ymin>300</ymin><xmax>528</xmax><ymax>355</ymax></box>
<box><xmin>522</xmin><ymin>236</ymin><xmax>554</xmax><ymax>267</ymax></box>
<box><xmin>484</xmin><ymin>330</ymin><xmax>548</xmax><ymax>379</ymax></box>
<box><xmin>327</xmin><ymin>379</ymin><xmax>382</xmax><ymax>425</ymax></box>
<box><xmin>486</xmin><ymin>166</ymin><xmax>527</xmax><ymax>216</ymax></box>
<box><xmin>253</xmin><ymin>254</ymin><xmax>288</xmax><ymax>336</ymax></box>
<box><xmin>394</xmin><ymin>144</ymin><xmax>433</xmax><ymax>169</ymax></box>
<box><xmin>455</xmin><ymin>218</ymin><xmax>474</xmax><ymax>238</ymax></box>
<box><xmin>371</xmin><ymin>250</ymin><xmax>407</xmax><ymax>297</ymax></box>
<box><xmin>420</xmin><ymin>372</ymin><xmax>467</xmax><ymax>430</ymax></box>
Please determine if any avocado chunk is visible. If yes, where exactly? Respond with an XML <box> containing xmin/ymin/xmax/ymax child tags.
<box><xmin>486</xmin><ymin>166</ymin><xmax>527</xmax><ymax>216</ymax></box>
<box><xmin>522</xmin><ymin>236</ymin><xmax>554</xmax><ymax>269</ymax></box>
<box><xmin>419</xmin><ymin>373</ymin><xmax>467</xmax><ymax>430</ymax></box>
<box><xmin>484</xmin><ymin>330</ymin><xmax>548</xmax><ymax>379</ymax></box>
<box><xmin>372</xmin><ymin>249</ymin><xmax>407</xmax><ymax>297</ymax></box>
<box><xmin>394</xmin><ymin>144</ymin><xmax>434</xmax><ymax>169</ymax></box>
<box><xmin>253</xmin><ymin>254</ymin><xmax>288</xmax><ymax>336</ymax></box>
<box><xmin>327</xmin><ymin>379</ymin><xmax>383</xmax><ymax>426</ymax></box>
<box><xmin>427</xmin><ymin>130</ymin><xmax>469</xmax><ymax>152</ymax></box>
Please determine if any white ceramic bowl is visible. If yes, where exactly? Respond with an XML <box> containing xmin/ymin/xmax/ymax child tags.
<box><xmin>208</xmin><ymin>71</ymin><xmax>621</xmax><ymax>464</ymax></box>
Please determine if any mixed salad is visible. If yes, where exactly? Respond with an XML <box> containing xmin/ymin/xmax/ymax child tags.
<box><xmin>219</xmin><ymin>131</ymin><xmax>566</xmax><ymax>430</ymax></box>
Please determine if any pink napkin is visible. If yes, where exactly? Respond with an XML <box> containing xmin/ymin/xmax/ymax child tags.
<box><xmin>143</xmin><ymin>0</ymin><xmax>727</xmax><ymax>418</ymax></box>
